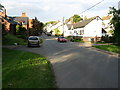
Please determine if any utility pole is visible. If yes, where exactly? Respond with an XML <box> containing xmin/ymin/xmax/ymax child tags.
<box><xmin>63</xmin><ymin>16</ymin><xmax>64</xmax><ymax>36</ymax></box>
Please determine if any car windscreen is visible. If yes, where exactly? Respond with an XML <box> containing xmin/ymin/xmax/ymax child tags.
<box><xmin>28</xmin><ymin>37</ymin><xmax>38</xmax><ymax>40</ymax></box>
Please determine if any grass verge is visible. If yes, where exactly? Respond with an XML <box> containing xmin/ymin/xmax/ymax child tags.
<box><xmin>2</xmin><ymin>34</ymin><xmax>27</xmax><ymax>45</ymax></box>
<box><xmin>2</xmin><ymin>48</ymin><xmax>55</xmax><ymax>88</ymax></box>
<box><xmin>93</xmin><ymin>45</ymin><xmax>120</xmax><ymax>54</ymax></box>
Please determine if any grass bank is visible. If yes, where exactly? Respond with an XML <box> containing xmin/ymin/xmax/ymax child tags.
<box><xmin>2</xmin><ymin>34</ymin><xmax>27</xmax><ymax>45</ymax></box>
<box><xmin>93</xmin><ymin>45</ymin><xmax>120</xmax><ymax>54</ymax></box>
<box><xmin>2</xmin><ymin>34</ymin><xmax>43</xmax><ymax>45</ymax></box>
<box><xmin>2</xmin><ymin>48</ymin><xmax>55</xmax><ymax>88</ymax></box>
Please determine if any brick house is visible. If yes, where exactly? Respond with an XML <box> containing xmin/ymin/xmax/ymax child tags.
<box><xmin>8</xmin><ymin>12</ymin><xmax>33</xmax><ymax>30</ymax></box>
<box><xmin>0</xmin><ymin>6</ymin><xmax>33</xmax><ymax>34</ymax></box>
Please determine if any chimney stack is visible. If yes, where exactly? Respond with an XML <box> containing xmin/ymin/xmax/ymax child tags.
<box><xmin>21</xmin><ymin>12</ymin><xmax>26</xmax><ymax>17</ymax></box>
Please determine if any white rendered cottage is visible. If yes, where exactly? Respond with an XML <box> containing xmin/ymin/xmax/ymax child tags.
<box><xmin>64</xmin><ymin>16</ymin><xmax>104</xmax><ymax>42</ymax></box>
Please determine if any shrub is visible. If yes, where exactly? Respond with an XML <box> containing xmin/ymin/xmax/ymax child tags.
<box><xmin>101</xmin><ymin>36</ymin><xmax>115</xmax><ymax>43</ymax></box>
<box><xmin>70</xmin><ymin>37</ymin><xmax>84</xmax><ymax>42</ymax></box>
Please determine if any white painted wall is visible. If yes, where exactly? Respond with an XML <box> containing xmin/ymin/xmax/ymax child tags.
<box><xmin>51</xmin><ymin>21</ymin><xmax>63</xmax><ymax>35</ymax></box>
<box><xmin>58</xmin><ymin>25</ymin><xmax>64</xmax><ymax>35</ymax></box>
<box><xmin>102</xmin><ymin>18</ymin><xmax>113</xmax><ymax>36</ymax></box>
<box><xmin>84</xmin><ymin>19</ymin><xmax>102</xmax><ymax>37</ymax></box>
<box><xmin>64</xmin><ymin>18</ymin><xmax>103</xmax><ymax>37</ymax></box>
<box><xmin>72</xmin><ymin>28</ymin><xmax>84</xmax><ymax>36</ymax></box>
<box><xmin>45</xmin><ymin>24</ymin><xmax>53</xmax><ymax>32</ymax></box>
<box><xmin>64</xmin><ymin>25</ymin><xmax>70</xmax><ymax>37</ymax></box>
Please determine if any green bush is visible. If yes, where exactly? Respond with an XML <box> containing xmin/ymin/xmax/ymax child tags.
<box><xmin>16</xmin><ymin>25</ymin><xmax>28</xmax><ymax>39</ymax></box>
<box><xmin>40</xmin><ymin>38</ymin><xmax>43</xmax><ymax>43</ymax></box>
<box><xmin>16</xmin><ymin>35</ymin><xmax>27</xmax><ymax>40</ymax></box>
<box><xmin>101</xmin><ymin>36</ymin><xmax>115</xmax><ymax>43</ymax></box>
<box><xmin>70</xmin><ymin>37</ymin><xmax>84</xmax><ymax>43</ymax></box>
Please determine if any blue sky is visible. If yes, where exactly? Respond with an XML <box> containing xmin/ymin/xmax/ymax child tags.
<box><xmin>1</xmin><ymin>0</ymin><xmax>120</xmax><ymax>23</ymax></box>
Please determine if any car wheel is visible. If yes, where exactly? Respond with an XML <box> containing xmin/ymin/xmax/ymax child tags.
<box><xmin>27</xmin><ymin>43</ymin><xmax>31</xmax><ymax>47</ymax></box>
<box><xmin>37</xmin><ymin>43</ymin><xmax>40</xmax><ymax>47</ymax></box>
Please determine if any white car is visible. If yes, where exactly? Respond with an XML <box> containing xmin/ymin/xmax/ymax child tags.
<box><xmin>27</xmin><ymin>36</ymin><xmax>40</xmax><ymax>47</ymax></box>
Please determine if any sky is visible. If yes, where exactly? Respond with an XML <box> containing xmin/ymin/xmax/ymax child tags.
<box><xmin>0</xmin><ymin>0</ymin><xmax>120</xmax><ymax>23</ymax></box>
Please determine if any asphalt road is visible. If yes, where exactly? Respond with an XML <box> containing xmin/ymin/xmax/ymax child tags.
<box><xmin>14</xmin><ymin>35</ymin><xmax>118</xmax><ymax>88</ymax></box>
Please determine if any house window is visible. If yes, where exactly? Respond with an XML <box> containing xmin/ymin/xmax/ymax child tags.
<box><xmin>79</xmin><ymin>30</ymin><xmax>84</xmax><ymax>35</ymax></box>
<box><xmin>74</xmin><ymin>30</ymin><xmax>77</xmax><ymax>33</ymax></box>
<box><xmin>82</xmin><ymin>30</ymin><xmax>84</xmax><ymax>35</ymax></box>
<box><xmin>80</xmin><ymin>30</ymin><xmax>82</xmax><ymax>35</ymax></box>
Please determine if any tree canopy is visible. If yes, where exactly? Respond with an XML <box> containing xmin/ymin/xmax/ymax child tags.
<box><xmin>109</xmin><ymin>7</ymin><xmax>120</xmax><ymax>45</ymax></box>
<box><xmin>31</xmin><ymin>17</ymin><xmax>44</xmax><ymax>36</ymax></box>
<box><xmin>44</xmin><ymin>21</ymin><xmax>57</xmax><ymax>26</ymax></box>
<box><xmin>68</xmin><ymin>14</ymin><xmax>83</xmax><ymax>23</ymax></box>
<box><xmin>73</xmin><ymin>14</ymin><xmax>83</xmax><ymax>23</ymax></box>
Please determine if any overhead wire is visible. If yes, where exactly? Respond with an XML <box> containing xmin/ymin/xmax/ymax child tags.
<box><xmin>79</xmin><ymin>0</ymin><xmax>104</xmax><ymax>14</ymax></box>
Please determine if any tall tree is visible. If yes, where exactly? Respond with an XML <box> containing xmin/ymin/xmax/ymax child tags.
<box><xmin>32</xmin><ymin>17</ymin><xmax>43</xmax><ymax>36</ymax></box>
<box><xmin>73</xmin><ymin>14</ymin><xmax>83</xmax><ymax>23</ymax></box>
<box><xmin>109</xmin><ymin>7</ymin><xmax>120</xmax><ymax>45</ymax></box>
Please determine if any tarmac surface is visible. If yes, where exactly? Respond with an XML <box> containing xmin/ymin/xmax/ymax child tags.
<box><xmin>4</xmin><ymin>34</ymin><xmax>119</xmax><ymax>88</ymax></box>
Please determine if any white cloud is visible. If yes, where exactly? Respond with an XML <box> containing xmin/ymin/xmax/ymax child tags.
<box><xmin>1</xmin><ymin>0</ymin><xmax>120</xmax><ymax>22</ymax></box>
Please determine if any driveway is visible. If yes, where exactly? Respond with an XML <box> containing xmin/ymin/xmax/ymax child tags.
<box><xmin>14</xmin><ymin>35</ymin><xmax>118</xmax><ymax>88</ymax></box>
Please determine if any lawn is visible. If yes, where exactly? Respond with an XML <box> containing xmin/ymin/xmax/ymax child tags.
<box><xmin>93</xmin><ymin>45</ymin><xmax>120</xmax><ymax>54</ymax></box>
<box><xmin>2</xmin><ymin>34</ymin><xmax>27</xmax><ymax>45</ymax></box>
<box><xmin>2</xmin><ymin>48</ymin><xmax>55</xmax><ymax>88</ymax></box>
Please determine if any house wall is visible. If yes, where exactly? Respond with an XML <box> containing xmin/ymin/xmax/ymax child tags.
<box><xmin>51</xmin><ymin>21</ymin><xmax>63</xmax><ymax>35</ymax></box>
<box><xmin>29</xmin><ymin>19</ymin><xmax>32</xmax><ymax>28</ymax></box>
<box><xmin>72</xmin><ymin>28</ymin><xmax>84</xmax><ymax>36</ymax></box>
<box><xmin>63</xmin><ymin>24</ymin><xmax>74</xmax><ymax>37</ymax></box>
<box><xmin>82</xmin><ymin>19</ymin><xmax>102</xmax><ymax>41</ymax></box>
<box><xmin>46</xmin><ymin>24</ymin><xmax>52</xmax><ymax>33</ymax></box>
<box><xmin>2</xmin><ymin>19</ymin><xmax>10</xmax><ymax>32</ymax></box>
<box><xmin>84</xmin><ymin>19</ymin><xmax>102</xmax><ymax>37</ymax></box>
<box><xmin>63</xmin><ymin>25</ymin><xmax>69</xmax><ymax>37</ymax></box>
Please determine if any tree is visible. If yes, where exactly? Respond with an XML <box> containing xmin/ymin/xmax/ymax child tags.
<box><xmin>44</xmin><ymin>21</ymin><xmax>57</xmax><ymax>26</ymax></box>
<box><xmin>16</xmin><ymin>25</ymin><xmax>27</xmax><ymax>39</ymax></box>
<box><xmin>16</xmin><ymin>25</ymin><xmax>27</xmax><ymax>34</ymax></box>
<box><xmin>68</xmin><ymin>14</ymin><xmax>83</xmax><ymax>23</ymax></box>
<box><xmin>31</xmin><ymin>17</ymin><xmax>44</xmax><ymax>36</ymax></box>
<box><xmin>109</xmin><ymin>7</ymin><xmax>120</xmax><ymax>45</ymax></box>
<box><xmin>73</xmin><ymin>14</ymin><xmax>83</xmax><ymax>23</ymax></box>
<box><xmin>54</xmin><ymin>28</ymin><xmax>60</xmax><ymax>36</ymax></box>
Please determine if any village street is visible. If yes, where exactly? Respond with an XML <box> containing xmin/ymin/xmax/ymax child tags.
<box><xmin>13</xmin><ymin>34</ymin><xmax>118</xmax><ymax>88</ymax></box>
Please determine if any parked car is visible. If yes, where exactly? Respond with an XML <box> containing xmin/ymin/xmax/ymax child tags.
<box><xmin>27</xmin><ymin>36</ymin><xmax>40</xmax><ymax>47</ymax></box>
<box><xmin>58</xmin><ymin>36</ymin><xmax>67</xmax><ymax>42</ymax></box>
<box><xmin>46</xmin><ymin>32</ymin><xmax>52</xmax><ymax>36</ymax></box>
